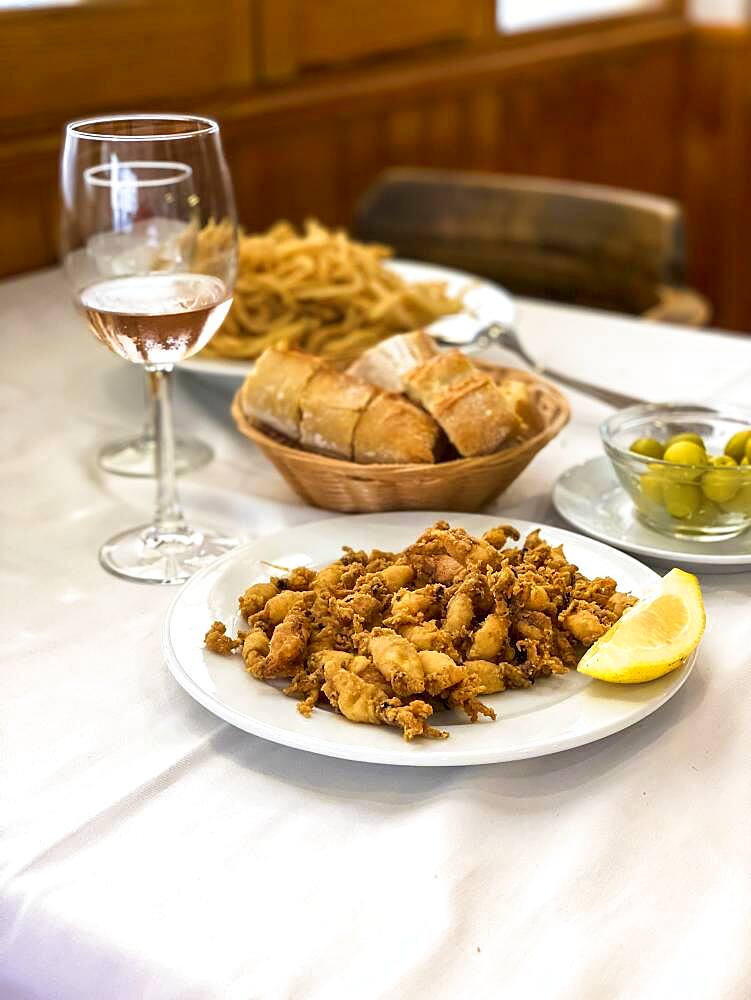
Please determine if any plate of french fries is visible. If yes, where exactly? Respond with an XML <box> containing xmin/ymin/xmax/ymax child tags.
<box><xmin>180</xmin><ymin>220</ymin><xmax>515</xmax><ymax>380</ymax></box>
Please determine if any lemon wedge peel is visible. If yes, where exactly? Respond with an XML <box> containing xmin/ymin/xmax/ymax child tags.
<box><xmin>577</xmin><ymin>568</ymin><xmax>705</xmax><ymax>684</ymax></box>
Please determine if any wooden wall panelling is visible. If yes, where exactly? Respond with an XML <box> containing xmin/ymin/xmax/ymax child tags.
<box><xmin>222</xmin><ymin>137</ymin><xmax>265</xmax><ymax>232</ymax></box>
<box><xmin>255</xmin><ymin>0</ymin><xmax>495</xmax><ymax>81</ymax></box>
<box><xmin>0</xmin><ymin>10</ymin><xmax>694</xmax><ymax>307</ymax></box>
<box><xmin>0</xmin><ymin>0</ymin><xmax>256</xmax><ymax>276</ymax></box>
<box><xmin>0</xmin><ymin>181</ymin><xmax>57</xmax><ymax>278</ymax></box>
<box><xmin>465</xmin><ymin>88</ymin><xmax>504</xmax><ymax>170</ymax></box>
<box><xmin>299</xmin><ymin>0</ymin><xmax>486</xmax><ymax>64</ymax></box>
<box><xmin>337</xmin><ymin>116</ymin><xmax>390</xmax><ymax>220</ymax></box>
<box><xmin>585</xmin><ymin>50</ymin><xmax>684</xmax><ymax>196</ymax></box>
<box><xmin>235</xmin><ymin>13</ymin><xmax>688</xmax><ymax>127</ymax></box>
<box><xmin>682</xmin><ymin>28</ymin><xmax>751</xmax><ymax>331</ymax></box>
<box><xmin>222</xmin><ymin>24</ymin><xmax>687</xmax><ymax>236</ymax></box>
<box><xmin>0</xmin><ymin>0</ymin><xmax>255</xmax><ymax>133</ymax></box>
<box><xmin>266</xmin><ymin>24</ymin><xmax>678</xmax><ymax>137</ymax></box>
<box><xmin>226</xmin><ymin>126</ymin><xmax>345</xmax><ymax>231</ymax></box>
<box><xmin>424</xmin><ymin>96</ymin><xmax>467</xmax><ymax>168</ymax></box>
<box><xmin>385</xmin><ymin>108</ymin><xmax>426</xmax><ymax>167</ymax></box>
<box><xmin>255</xmin><ymin>0</ymin><xmax>298</xmax><ymax>80</ymax></box>
<box><xmin>0</xmin><ymin>136</ymin><xmax>60</xmax><ymax>276</ymax></box>
<box><xmin>496</xmin><ymin>77</ymin><xmax>561</xmax><ymax>176</ymax></box>
<box><xmin>272</xmin><ymin>128</ymin><xmax>342</xmax><ymax>226</ymax></box>
<box><xmin>487</xmin><ymin>44</ymin><xmax>685</xmax><ymax>194</ymax></box>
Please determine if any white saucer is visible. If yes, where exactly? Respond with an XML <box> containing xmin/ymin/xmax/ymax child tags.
<box><xmin>553</xmin><ymin>456</ymin><xmax>751</xmax><ymax>574</ymax></box>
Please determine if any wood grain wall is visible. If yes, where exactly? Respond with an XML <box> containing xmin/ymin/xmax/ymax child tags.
<box><xmin>1</xmin><ymin>2</ymin><xmax>750</xmax><ymax>332</ymax></box>
<box><xmin>682</xmin><ymin>27</ymin><xmax>751</xmax><ymax>331</ymax></box>
<box><xmin>216</xmin><ymin>18</ymin><xmax>687</xmax><ymax>231</ymax></box>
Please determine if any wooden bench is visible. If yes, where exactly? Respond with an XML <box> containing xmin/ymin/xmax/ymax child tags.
<box><xmin>354</xmin><ymin>168</ymin><xmax>710</xmax><ymax>326</ymax></box>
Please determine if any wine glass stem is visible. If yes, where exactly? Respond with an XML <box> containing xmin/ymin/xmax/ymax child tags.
<box><xmin>140</xmin><ymin>372</ymin><xmax>154</xmax><ymax>441</ymax></box>
<box><xmin>147</xmin><ymin>367</ymin><xmax>186</xmax><ymax>533</ymax></box>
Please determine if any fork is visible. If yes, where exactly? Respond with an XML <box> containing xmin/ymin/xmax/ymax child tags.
<box><xmin>436</xmin><ymin>322</ymin><xmax>644</xmax><ymax>410</ymax></box>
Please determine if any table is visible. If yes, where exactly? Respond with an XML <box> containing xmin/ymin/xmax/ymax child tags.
<box><xmin>2</xmin><ymin>267</ymin><xmax>750</xmax><ymax>1000</ymax></box>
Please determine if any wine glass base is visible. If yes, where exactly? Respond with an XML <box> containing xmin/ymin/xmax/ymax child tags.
<box><xmin>99</xmin><ymin>523</ymin><xmax>240</xmax><ymax>585</ymax></box>
<box><xmin>98</xmin><ymin>435</ymin><xmax>213</xmax><ymax>478</ymax></box>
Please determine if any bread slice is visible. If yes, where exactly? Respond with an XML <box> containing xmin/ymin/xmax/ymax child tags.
<box><xmin>429</xmin><ymin>376</ymin><xmax>518</xmax><ymax>456</ymax></box>
<box><xmin>496</xmin><ymin>378</ymin><xmax>541</xmax><ymax>438</ymax></box>
<box><xmin>346</xmin><ymin>330</ymin><xmax>439</xmax><ymax>393</ymax></box>
<box><xmin>239</xmin><ymin>347</ymin><xmax>323</xmax><ymax>441</ymax></box>
<box><xmin>404</xmin><ymin>350</ymin><xmax>475</xmax><ymax>409</ymax></box>
<box><xmin>354</xmin><ymin>392</ymin><xmax>441</xmax><ymax>464</ymax></box>
<box><xmin>300</xmin><ymin>369</ymin><xmax>377</xmax><ymax>460</ymax></box>
<box><xmin>405</xmin><ymin>351</ymin><xmax>517</xmax><ymax>456</ymax></box>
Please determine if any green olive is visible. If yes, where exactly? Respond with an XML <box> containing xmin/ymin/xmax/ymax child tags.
<box><xmin>701</xmin><ymin>469</ymin><xmax>739</xmax><ymax>504</ymax></box>
<box><xmin>665</xmin><ymin>432</ymin><xmax>705</xmax><ymax>449</ymax></box>
<box><xmin>663</xmin><ymin>483</ymin><xmax>702</xmax><ymax>519</ymax></box>
<box><xmin>746</xmin><ymin>438</ymin><xmax>751</xmax><ymax>462</ymax></box>
<box><xmin>663</xmin><ymin>441</ymin><xmax>707</xmax><ymax>465</ymax></box>
<box><xmin>629</xmin><ymin>437</ymin><xmax>665</xmax><ymax>459</ymax></box>
<box><xmin>742</xmin><ymin>456</ymin><xmax>750</xmax><ymax>466</ymax></box>
<box><xmin>639</xmin><ymin>471</ymin><xmax>664</xmax><ymax>504</ymax></box>
<box><xmin>710</xmin><ymin>454</ymin><xmax>737</xmax><ymax>468</ymax></box>
<box><xmin>661</xmin><ymin>441</ymin><xmax>707</xmax><ymax>484</ymax></box>
<box><xmin>724</xmin><ymin>429</ymin><xmax>751</xmax><ymax>462</ymax></box>
<box><xmin>721</xmin><ymin>483</ymin><xmax>751</xmax><ymax>515</ymax></box>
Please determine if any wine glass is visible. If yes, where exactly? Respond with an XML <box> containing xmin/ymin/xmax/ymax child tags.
<box><xmin>97</xmin><ymin>380</ymin><xmax>213</xmax><ymax>478</ymax></box>
<box><xmin>61</xmin><ymin>114</ymin><xmax>239</xmax><ymax>584</ymax></box>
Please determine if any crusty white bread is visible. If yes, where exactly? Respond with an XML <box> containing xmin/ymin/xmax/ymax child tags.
<box><xmin>496</xmin><ymin>379</ymin><xmax>541</xmax><ymax>438</ymax></box>
<box><xmin>239</xmin><ymin>343</ymin><xmax>535</xmax><ymax>464</ymax></box>
<box><xmin>239</xmin><ymin>347</ymin><xmax>323</xmax><ymax>440</ymax></box>
<box><xmin>405</xmin><ymin>351</ymin><xmax>517</xmax><ymax>457</ymax></box>
<box><xmin>240</xmin><ymin>345</ymin><xmax>442</xmax><ymax>464</ymax></box>
<box><xmin>354</xmin><ymin>391</ymin><xmax>441</xmax><ymax>464</ymax></box>
<box><xmin>346</xmin><ymin>330</ymin><xmax>439</xmax><ymax>393</ymax></box>
<box><xmin>404</xmin><ymin>350</ymin><xmax>474</xmax><ymax>408</ymax></box>
<box><xmin>430</xmin><ymin>376</ymin><xmax>518</xmax><ymax>456</ymax></box>
<box><xmin>299</xmin><ymin>369</ymin><xmax>377</xmax><ymax>460</ymax></box>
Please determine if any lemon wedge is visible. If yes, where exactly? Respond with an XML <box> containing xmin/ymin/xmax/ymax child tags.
<box><xmin>577</xmin><ymin>568</ymin><xmax>705</xmax><ymax>683</ymax></box>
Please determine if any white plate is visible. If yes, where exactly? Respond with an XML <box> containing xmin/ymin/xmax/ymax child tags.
<box><xmin>163</xmin><ymin>512</ymin><xmax>695</xmax><ymax>766</ymax></box>
<box><xmin>554</xmin><ymin>456</ymin><xmax>751</xmax><ymax>574</ymax></box>
<box><xmin>180</xmin><ymin>259</ymin><xmax>516</xmax><ymax>381</ymax></box>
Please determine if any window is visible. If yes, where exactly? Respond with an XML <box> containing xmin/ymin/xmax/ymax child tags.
<box><xmin>498</xmin><ymin>0</ymin><xmax>662</xmax><ymax>33</ymax></box>
<box><xmin>0</xmin><ymin>1</ymin><xmax>81</xmax><ymax>8</ymax></box>
<box><xmin>691</xmin><ymin>0</ymin><xmax>748</xmax><ymax>24</ymax></box>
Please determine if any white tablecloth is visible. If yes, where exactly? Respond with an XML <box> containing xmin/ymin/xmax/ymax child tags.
<box><xmin>2</xmin><ymin>268</ymin><xmax>750</xmax><ymax>1000</ymax></box>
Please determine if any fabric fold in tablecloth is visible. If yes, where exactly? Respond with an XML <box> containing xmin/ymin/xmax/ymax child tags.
<box><xmin>1</xmin><ymin>268</ymin><xmax>750</xmax><ymax>1000</ymax></box>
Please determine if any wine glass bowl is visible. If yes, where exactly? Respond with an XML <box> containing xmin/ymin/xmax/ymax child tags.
<box><xmin>79</xmin><ymin>269</ymin><xmax>231</xmax><ymax>366</ymax></box>
<box><xmin>60</xmin><ymin>114</ymin><xmax>239</xmax><ymax>583</ymax></box>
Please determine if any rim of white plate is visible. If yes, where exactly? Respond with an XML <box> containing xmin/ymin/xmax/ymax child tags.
<box><xmin>554</xmin><ymin>455</ymin><xmax>751</xmax><ymax>568</ymax></box>
<box><xmin>162</xmin><ymin>512</ymin><xmax>696</xmax><ymax>766</ymax></box>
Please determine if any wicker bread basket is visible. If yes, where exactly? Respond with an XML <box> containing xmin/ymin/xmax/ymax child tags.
<box><xmin>231</xmin><ymin>363</ymin><xmax>569</xmax><ymax>513</ymax></box>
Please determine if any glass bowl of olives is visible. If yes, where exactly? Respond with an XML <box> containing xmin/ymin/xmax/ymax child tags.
<box><xmin>601</xmin><ymin>403</ymin><xmax>751</xmax><ymax>540</ymax></box>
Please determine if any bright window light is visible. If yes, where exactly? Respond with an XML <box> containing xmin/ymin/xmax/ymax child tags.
<box><xmin>0</xmin><ymin>1</ymin><xmax>81</xmax><ymax>8</ymax></box>
<box><xmin>498</xmin><ymin>0</ymin><xmax>661</xmax><ymax>33</ymax></box>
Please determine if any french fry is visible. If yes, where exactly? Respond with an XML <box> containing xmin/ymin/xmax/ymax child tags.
<box><xmin>195</xmin><ymin>219</ymin><xmax>463</xmax><ymax>364</ymax></box>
